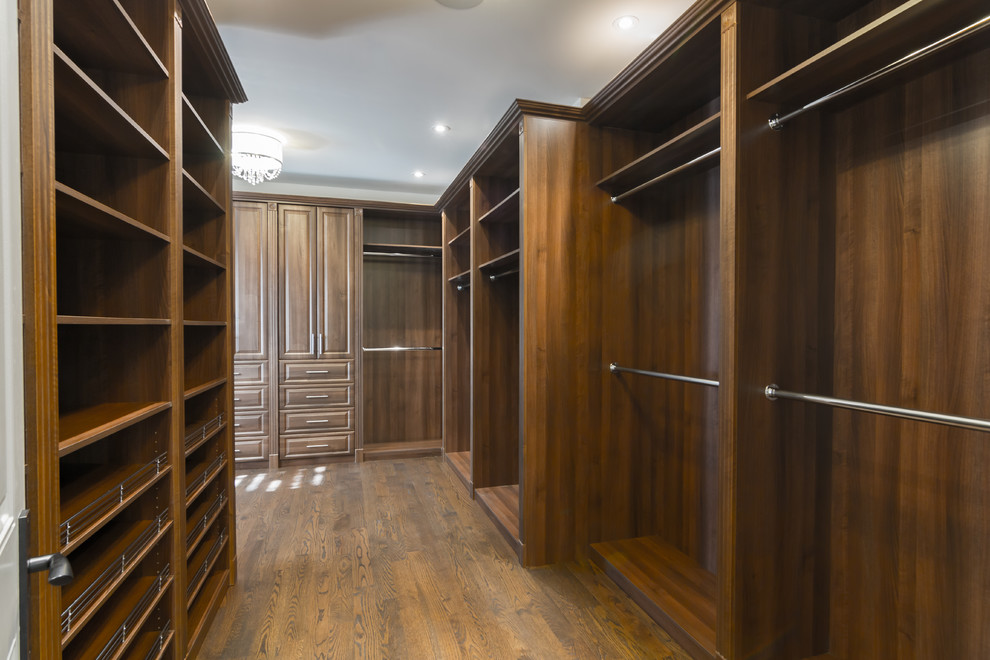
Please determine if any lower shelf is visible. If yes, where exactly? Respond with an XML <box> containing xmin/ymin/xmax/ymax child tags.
<box><xmin>187</xmin><ymin>568</ymin><xmax>230</xmax><ymax>657</ymax></box>
<box><xmin>358</xmin><ymin>438</ymin><xmax>441</xmax><ymax>462</ymax></box>
<box><xmin>590</xmin><ymin>535</ymin><xmax>716</xmax><ymax>660</ymax></box>
<box><xmin>475</xmin><ymin>485</ymin><xmax>521</xmax><ymax>557</ymax></box>
<box><xmin>444</xmin><ymin>451</ymin><xmax>472</xmax><ymax>491</ymax></box>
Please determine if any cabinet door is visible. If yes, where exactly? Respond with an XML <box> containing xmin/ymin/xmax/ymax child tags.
<box><xmin>316</xmin><ymin>207</ymin><xmax>355</xmax><ymax>358</ymax></box>
<box><xmin>278</xmin><ymin>205</ymin><xmax>319</xmax><ymax>359</ymax></box>
<box><xmin>233</xmin><ymin>201</ymin><xmax>269</xmax><ymax>361</ymax></box>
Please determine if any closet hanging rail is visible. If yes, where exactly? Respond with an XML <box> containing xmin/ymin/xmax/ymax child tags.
<box><xmin>768</xmin><ymin>14</ymin><xmax>990</xmax><ymax>130</ymax></box>
<box><xmin>362</xmin><ymin>346</ymin><xmax>442</xmax><ymax>352</ymax></box>
<box><xmin>457</xmin><ymin>282</ymin><xmax>471</xmax><ymax>291</ymax></box>
<box><xmin>362</xmin><ymin>251</ymin><xmax>439</xmax><ymax>258</ymax></box>
<box><xmin>610</xmin><ymin>148</ymin><xmax>720</xmax><ymax>203</ymax></box>
<box><xmin>764</xmin><ymin>384</ymin><xmax>990</xmax><ymax>432</ymax></box>
<box><xmin>609</xmin><ymin>363</ymin><xmax>719</xmax><ymax>387</ymax></box>
<box><xmin>489</xmin><ymin>268</ymin><xmax>519</xmax><ymax>282</ymax></box>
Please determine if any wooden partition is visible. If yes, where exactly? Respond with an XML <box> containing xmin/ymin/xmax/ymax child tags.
<box><xmin>19</xmin><ymin>0</ymin><xmax>245</xmax><ymax>657</ymax></box>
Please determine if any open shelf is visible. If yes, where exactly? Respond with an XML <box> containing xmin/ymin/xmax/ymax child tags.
<box><xmin>59</xmin><ymin>458</ymin><xmax>169</xmax><ymax>555</ymax></box>
<box><xmin>590</xmin><ymin>535</ymin><xmax>716</xmax><ymax>660</ymax></box>
<box><xmin>448</xmin><ymin>225</ymin><xmax>470</xmax><ymax>247</ymax></box>
<box><xmin>54</xmin><ymin>47</ymin><xmax>168</xmax><ymax>160</ymax></box>
<box><xmin>185</xmin><ymin>413</ymin><xmax>226</xmax><ymax>456</ymax></box>
<box><xmin>127</xmin><ymin>621</ymin><xmax>173</xmax><ymax>660</ymax></box>
<box><xmin>185</xmin><ymin>569</ymin><xmax>229</xmax><ymax>656</ymax></box>
<box><xmin>58</xmin><ymin>401</ymin><xmax>170</xmax><ymax>457</ymax></box>
<box><xmin>62</xmin><ymin>565</ymin><xmax>171</xmax><ymax>660</ymax></box>
<box><xmin>57</xmin><ymin>316</ymin><xmax>169</xmax><ymax>326</ymax></box>
<box><xmin>182</xmin><ymin>170</ymin><xmax>225</xmax><ymax>216</ymax></box>
<box><xmin>597</xmin><ymin>113</ymin><xmax>721</xmax><ymax>199</ymax></box>
<box><xmin>185</xmin><ymin>454</ymin><xmax>226</xmax><ymax>506</ymax></box>
<box><xmin>60</xmin><ymin>511</ymin><xmax>170</xmax><ymax>647</ymax></box>
<box><xmin>184</xmin><ymin>377</ymin><xmax>226</xmax><ymax>401</ymax></box>
<box><xmin>52</xmin><ymin>0</ymin><xmax>168</xmax><ymax>78</ymax></box>
<box><xmin>363</xmin><ymin>243</ymin><xmax>442</xmax><ymax>258</ymax></box>
<box><xmin>475</xmin><ymin>485</ymin><xmax>521</xmax><ymax>554</ymax></box>
<box><xmin>184</xmin><ymin>260</ymin><xmax>227</xmax><ymax>322</ymax></box>
<box><xmin>182</xmin><ymin>95</ymin><xmax>223</xmax><ymax>156</ymax></box>
<box><xmin>186</xmin><ymin>490</ymin><xmax>227</xmax><ymax>559</ymax></box>
<box><xmin>478</xmin><ymin>248</ymin><xmax>520</xmax><ymax>276</ymax></box>
<box><xmin>359</xmin><ymin>439</ymin><xmax>441</xmax><ymax>460</ymax></box>
<box><xmin>445</xmin><ymin>451</ymin><xmax>472</xmax><ymax>490</ymax></box>
<box><xmin>448</xmin><ymin>269</ymin><xmax>471</xmax><ymax>285</ymax></box>
<box><xmin>56</xmin><ymin>182</ymin><xmax>169</xmax><ymax>243</ymax></box>
<box><xmin>186</xmin><ymin>526</ymin><xmax>228</xmax><ymax>606</ymax></box>
<box><xmin>748</xmin><ymin>0</ymin><xmax>990</xmax><ymax>104</ymax></box>
<box><xmin>184</xmin><ymin>244</ymin><xmax>226</xmax><ymax>270</ymax></box>
<box><xmin>477</xmin><ymin>189</ymin><xmax>520</xmax><ymax>225</ymax></box>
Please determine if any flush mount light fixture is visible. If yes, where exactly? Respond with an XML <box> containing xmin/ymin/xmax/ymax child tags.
<box><xmin>613</xmin><ymin>15</ymin><xmax>639</xmax><ymax>31</ymax></box>
<box><xmin>432</xmin><ymin>123</ymin><xmax>451</xmax><ymax>134</ymax></box>
<box><xmin>413</xmin><ymin>170</ymin><xmax>426</xmax><ymax>178</ymax></box>
<box><xmin>435</xmin><ymin>0</ymin><xmax>483</xmax><ymax>8</ymax></box>
<box><xmin>232</xmin><ymin>130</ymin><xmax>284</xmax><ymax>185</ymax></box>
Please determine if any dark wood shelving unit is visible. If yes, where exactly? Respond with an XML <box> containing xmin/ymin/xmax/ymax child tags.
<box><xmin>185</xmin><ymin>455</ymin><xmax>226</xmax><ymax>506</ymax></box>
<box><xmin>58</xmin><ymin>401</ymin><xmax>171</xmax><ymax>456</ymax></box>
<box><xmin>476</xmin><ymin>188</ymin><xmax>520</xmax><ymax>225</ymax></box>
<box><xmin>478</xmin><ymin>248</ymin><xmax>519</xmax><ymax>275</ymax></box>
<box><xmin>183</xmin><ymin>376</ymin><xmax>227</xmax><ymax>401</ymax></box>
<box><xmin>181</xmin><ymin>95</ymin><xmax>223</xmax><ymax>155</ymax></box>
<box><xmin>363</xmin><ymin>242</ymin><xmax>442</xmax><ymax>257</ymax></box>
<box><xmin>55</xmin><ymin>182</ymin><xmax>170</xmax><ymax>242</ymax></box>
<box><xmin>445</xmin><ymin>451</ymin><xmax>471</xmax><ymax>490</ymax></box>
<box><xmin>475</xmin><ymin>485</ymin><xmax>521</xmax><ymax>552</ymax></box>
<box><xmin>183</xmin><ymin>244</ymin><xmax>226</xmax><ymax>270</ymax></box>
<box><xmin>186</xmin><ymin>490</ymin><xmax>227</xmax><ymax>558</ymax></box>
<box><xmin>52</xmin><ymin>0</ymin><xmax>168</xmax><ymax>77</ymax></box>
<box><xmin>448</xmin><ymin>269</ymin><xmax>471</xmax><ymax>285</ymax></box>
<box><xmin>447</xmin><ymin>225</ymin><xmax>470</xmax><ymax>247</ymax></box>
<box><xmin>182</xmin><ymin>169</ymin><xmax>226</xmax><ymax>215</ymax></box>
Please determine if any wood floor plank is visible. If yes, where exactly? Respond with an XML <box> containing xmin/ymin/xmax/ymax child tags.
<box><xmin>201</xmin><ymin>457</ymin><xmax>692</xmax><ymax>659</ymax></box>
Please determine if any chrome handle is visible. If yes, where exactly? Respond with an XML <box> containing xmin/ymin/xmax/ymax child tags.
<box><xmin>306</xmin><ymin>444</ymin><xmax>330</xmax><ymax>448</ymax></box>
<box><xmin>306</xmin><ymin>419</ymin><xmax>329</xmax><ymax>424</ymax></box>
<box><xmin>310</xmin><ymin>333</ymin><xmax>315</xmax><ymax>355</ymax></box>
<box><xmin>318</xmin><ymin>333</ymin><xmax>324</xmax><ymax>355</ymax></box>
<box><xmin>234</xmin><ymin>424</ymin><xmax>241</xmax><ymax>427</ymax></box>
<box><xmin>233</xmin><ymin>398</ymin><xmax>241</xmax><ymax>402</ymax></box>
<box><xmin>306</xmin><ymin>370</ymin><xmax>329</xmax><ymax>374</ymax></box>
<box><xmin>305</xmin><ymin>395</ymin><xmax>329</xmax><ymax>399</ymax></box>
<box><xmin>233</xmin><ymin>371</ymin><xmax>241</xmax><ymax>376</ymax></box>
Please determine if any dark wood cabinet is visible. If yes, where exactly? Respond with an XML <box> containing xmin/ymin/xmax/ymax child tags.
<box><xmin>233</xmin><ymin>201</ymin><xmax>270</xmax><ymax>362</ymax></box>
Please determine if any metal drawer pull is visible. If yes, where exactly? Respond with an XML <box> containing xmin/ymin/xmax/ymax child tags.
<box><xmin>305</xmin><ymin>395</ymin><xmax>329</xmax><ymax>399</ymax></box>
<box><xmin>233</xmin><ymin>398</ymin><xmax>241</xmax><ymax>402</ymax></box>
<box><xmin>233</xmin><ymin>372</ymin><xmax>241</xmax><ymax>376</ymax></box>
<box><xmin>305</xmin><ymin>370</ymin><xmax>330</xmax><ymax>374</ymax></box>
<box><xmin>234</xmin><ymin>424</ymin><xmax>241</xmax><ymax>427</ymax></box>
<box><xmin>235</xmin><ymin>449</ymin><xmax>241</xmax><ymax>453</ymax></box>
<box><xmin>306</xmin><ymin>419</ymin><xmax>330</xmax><ymax>424</ymax></box>
<box><xmin>306</xmin><ymin>444</ymin><xmax>330</xmax><ymax>448</ymax></box>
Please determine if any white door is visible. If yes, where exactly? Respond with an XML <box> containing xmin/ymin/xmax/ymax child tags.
<box><xmin>0</xmin><ymin>0</ymin><xmax>25</xmax><ymax>656</ymax></box>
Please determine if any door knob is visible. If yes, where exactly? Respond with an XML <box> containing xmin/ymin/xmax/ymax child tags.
<box><xmin>26</xmin><ymin>552</ymin><xmax>74</xmax><ymax>586</ymax></box>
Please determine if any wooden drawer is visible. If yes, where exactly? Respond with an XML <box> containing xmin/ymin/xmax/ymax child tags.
<box><xmin>234</xmin><ymin>411</ymin><xmax>268</xmax><ymax>436</ymax></box>
<box><xmin>279</xmin><ymin>409</ymin><xmax>352</xmax><ymax>434</ymax></box>
<box><xmin>280</xmin><ymin>360</ymin><xmax>352</xmax><ymax>384</ymax></box>
<box><xmin>282</xmin><ymin>433</ymin><xmax>352</xmax><ymax>458</ymax></box>
<box><xmin>234</xmin><ymin>439</ymin><xmax>264</xmax><ymax>461</ymax></box>
<box><xmin>233</xmin><ymin>361</ymin><xmax>268</xmax><ymax>385</ymax></box>
<box><xmin>279</xmin><ymin>385</ymin><xmax>352</xmax><ymax>409</ymax></box>
<box><xmin>233</xmin><ymin>385</ymin><xmax>268</xmax><ymax>411</ymax></box>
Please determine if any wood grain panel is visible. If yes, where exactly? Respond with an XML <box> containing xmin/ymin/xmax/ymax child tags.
<box><xmin>363</xmin><ymin>257</ymin><xmax>442</xmax><ymax>348</ymax></box>
<box><xmin>362</xmin><ymin>350</ymin><xmax>442</xmax><ymax>446</ymax></box>
<box><xmin>277</xmin><ymin>204</ymin><xmax>318</xmax><ymax>360</ymax></box>
<box><xmin>442</xmin><ymin>199</ymin><xmax>472</xmax><ymax>458</ymax></box>
<box><xmin>232</xmin><ymin>201</ymin><xmax>268</xmax><ymax>361</ymax></box>
<box><xmin>317</xmin><ymin>207</ymin><xmax>355</xmax><ymax>358</ymax></box>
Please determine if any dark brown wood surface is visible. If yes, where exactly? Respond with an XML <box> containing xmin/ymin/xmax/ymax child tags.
<box><xmin>277</xmin><ymin>204</ymin><xmax>319</xmax><ymax>360</ymax></box>
<box><xmin>362</xmin><ymin>256</ymin><xmax>442</xmax><ymax>348</ymax></box>
<box><xmin>362</xmin><ymin>351</ymin><xmax>442</xmax><ymax>446</ymax></box>
<box><xmin>442</xmin><ymin>199</ymin><xmax>472</xmax><ymax>459</ymax></box>
<box><xmin>232</xmin><ymin>201</ymin><xmax>269</xmax><ymax>361</ymax></box>
<box><xmin>316</xmin><ymin>207</ymin><xmax>356</xmax><ymax>359</ymax></box>
<box><xmin>199</xmin><ymin>458</ymin><xmax>692</xmax><ymax>660</ymax></box>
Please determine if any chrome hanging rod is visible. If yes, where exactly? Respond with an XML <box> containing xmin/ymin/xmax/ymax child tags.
<box><xmin>764</xmin><ymin>384</ymin><xmax>990</xmax><ymax>432</ymax></box>
<box><xmin>363</xmin><ymin>251</ymin><xmax>438</xmax><ymax>258</ymax></box>
<box><xmin>611</xmin><ymin>148</ymin><xmax>721</xmax><ymax>203</ymax></box>
<box><xmin>609</xmin><ymin>363</ymin><xmax>719</xmax><ymax>387</ymax></box>
<box><xmin>769</xmin><ymin>14</ymin><xmax>990</xmax><ymax>130</ymax></box>
<box><xmin>362</xmin><ymin>346</ymin><xmax>442</xmax><ymax>352</ymax></box>
<box><xmin>456</xmin><ymin>282</ymin><xmax>471</xmax><ymax>291</ymax></box>
<box><xmin>489</xmin><ymin>268</ymin><xmax>519</xmax><ymax>282</ymax></box>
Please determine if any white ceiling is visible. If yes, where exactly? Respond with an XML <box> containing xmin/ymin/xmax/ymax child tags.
<box><xmin>209</xmin><ymin>0</ymin><xmax>696</xmax><ymax>205</ymax></box>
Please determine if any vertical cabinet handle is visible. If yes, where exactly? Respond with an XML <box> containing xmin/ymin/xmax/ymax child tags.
<box><xmin>310</xmin><ymin>333</ymin><xmax>315</xmax><ymax>354</ymax></box>
<box><xmin>318</xmin><ymin>333</ymin><xmax>324</xmax><ymax>355</ymax></box>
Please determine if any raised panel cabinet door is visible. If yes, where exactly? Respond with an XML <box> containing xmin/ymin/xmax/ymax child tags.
<box><xmin>316</xmin><ymin>207</ymin><xmax>355</xmax><ymax>358</ymax></box>
<box><xmin>233</xmin><ymin>201</ymin><xmax>269</xmax><ymax>360</ymax></box>
<box><xmin>278</xmin><ymin>205</ymin><xmax>319</xmax><ymax>359</ymax></box>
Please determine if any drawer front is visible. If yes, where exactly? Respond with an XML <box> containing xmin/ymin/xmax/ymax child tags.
<box><xmin>281</xmin><ymin>360</ymin><xmax>353</xmax><ymax>384</ymax></box>
<box><xmin>233</xmin><ymin>361</ymin><xmax>268</xmax><ymax>385</ymax></box>
<box><xmin>234</xmin><ymin>439</ymin><xmax>264</xmax><ymax>461</ymax></box>
<box><xmin>282</xmin><ymin>433</ymin><xmax>352</xmax><ymax>458</ymax></box>
<box><xmin>280</xmin><ymin>385</ymin><xmax>352</xmax><ymax>409</ymax></box>
<box><xmin>280</xmin><ymin>409</ymin><xmax>352</xmax><ymax>434</ymax></box>
<box><xmin>234</xmin><ymin>411</ymin><xmax>268</xmax><ymax>436</ymax></box>
<box><xmin>233</xmin><ymin>385</ymin><xmax>268</xmax><ymax>411</ymax></box>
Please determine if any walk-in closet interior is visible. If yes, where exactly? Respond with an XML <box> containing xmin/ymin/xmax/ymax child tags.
<box><xmin>16</xmin><ymin>0</ymin><xmax>990</xmax><ymax>657</ymax></box>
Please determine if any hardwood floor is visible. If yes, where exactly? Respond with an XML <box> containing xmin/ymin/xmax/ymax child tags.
<box><xmin>200</xmin><ymin>456</ymin><xmax>691</xmax><ymax>659</ymax></box>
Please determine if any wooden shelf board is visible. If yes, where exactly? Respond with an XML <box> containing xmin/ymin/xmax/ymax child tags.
<box><xmin>363</xmin><ymin>242</ymin><xmax>442</xmax><ymax>257</ymax></box>
<box><xmin>590</xmin><ymin>535</ymin><xmax>716</xmax><ymax>660</ymax></box>
<box><xmin>181</xmin><ymin>94</ymin><xmax>224</xmax><ymax>156</ymax></box>
<box><xmin>57</xmin><ymin>315</ymin><xmax>170</xmax><ymax>326</ymax></box>
<box><xmin>53</xmin><ymin>0</ymin><xmax>168</xmax><ymax>78</ymax></box>
<box><xmin>60</xmin><ymin>465</ymin><xmax>170</xmax><ymax>556</ymax></box>
<box><xmin>128</xmin><ymin>628</ymin><xmax>174</xmax><ymax>660</ymax></box>
<box><xmin>445</xmin><ymin>451</ymin><xmax>472</xmax><ymax>491</ymax></box>
<box><xmin>183</xmin><ymin>243</ymin><xmax>226</xmax><ymax>270</ymax></box>
<box><xmin>447</xmin><ymin>225</ymin><xmax>470</xmax><ymax>247</ymax></box>
<box><xmin>597</xmin><ymin>113</ymin><xmax>721</xmax><ymax>196</ymax></box>
<box><xmin>187</xmin><ymin>530</ymin><xmax>228</xmax><ymax>607</ymax></box>
<box><xmin>359</xmin><ymin>439</ymin><xmax>442</xmax><ymax>462</ymax></box>
<box><xmin>184</xmin><ymin>377</ymin><xmax>227</xmax><ymax>401</ymax></box>
<box><xmin>55</xmin><ymin>182</ymin><xmax>170</xmax><ymax>243</ymax></box>
<box><xmin>448</xmin><ymin>269</ymin><xmax>471</xmax><ymax>284</ymax></box>
<box><xmin>183</xmin><ymin>320</ymin><xmax>227</xmax><ymax>327</ymax></box>
<box><xmin>53</xmin><ymin>47</ymin><xmax>168</xmax><ymax>160</ymax></box>
<box><xmin>185</xmin><ymin>458</ymin><xmax>228</xmax><ymax>507</ymax></box>
<box><xmin>182</xmin><ymin>170</ymin><xmax>226</xmax><ymax>215</ymax></box>
<box><xmin>748</xmin><ymin>0</ymin><xmax>990</xmax><ymax>103</ymax></box>
<box><xmin>477</xmin><ymin>188</ymin><xmax>520</xmax><ymax>225</ymax></box>
<box><xmin>58</xmin><ymin>401</ymin><xmax>171</xmax><ymax>457</ymax></box>
<box><xmin>61</xmin><ymin>518</ymin><xmax>171</xmax><ymax>648</ymax></box>
<box><xmin>186</xmin><ymin>495</ymin><xmax>227</xmax><ymax>560</ymax></box>
<box><xmin>186</xmin><ymin>569</ymin><xmax>230</xmax><ymax>658</ymax></box>
<box><xmin>475</xmin><ymin>485</ymin><xmax>522</xmax><ymax>556</ymax></box>
<box><xmin>478</xmin><ymin>248</ymin><xmax>520</xmax><ymax>273</ymax></box>
<box><xmin>185</xmin><ymin>421</ymin><xmax>226</xmax><ymax>457</ymax></box>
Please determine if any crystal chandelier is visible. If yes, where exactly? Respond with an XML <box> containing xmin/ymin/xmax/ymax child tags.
<box><xmin>231</xmin><ymin>130</ymin><xmax>283</xmax><ymax>185</ymax></box>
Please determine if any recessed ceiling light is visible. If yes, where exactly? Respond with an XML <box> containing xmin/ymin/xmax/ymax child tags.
<box><xmin>435</xmin><ymin>0</ymin><xmax>483</xmax><ymax>8</ymax></box>
<box><xmin>613</xmin><ymin>15</ymin><xmax>639</xmax><ymax>31</ymax></box>
<box><xmin>413</xmin><ymin>170</ymin><xmax>426</xmax><ymax>178</ymax></box>
<box><xmin>433</xmin><ymin>123</ymin><xmax>451</xmax><ymax>134</ymax></box>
